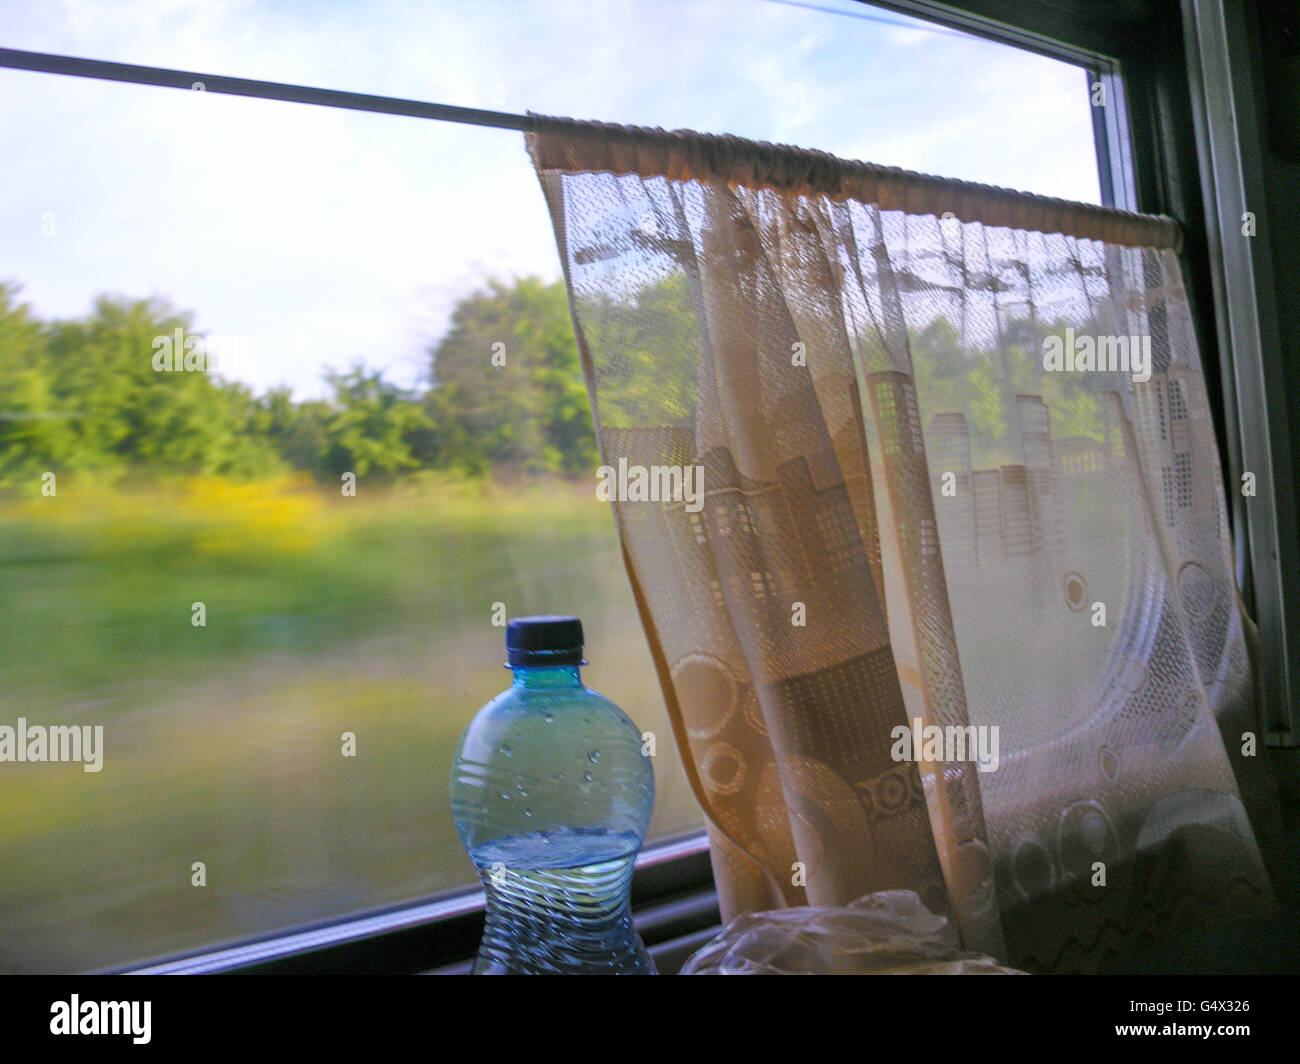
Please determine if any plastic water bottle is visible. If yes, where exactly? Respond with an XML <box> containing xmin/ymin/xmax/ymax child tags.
<box><xmin>450</xmin><ymin>615</ymin><xmax>656</xmax><ymax>974</ymax></box>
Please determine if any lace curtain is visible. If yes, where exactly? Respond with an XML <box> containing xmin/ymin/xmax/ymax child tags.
<box><xmin>527</xmin><ymin>115</ymin><xmax>1281</xmax><ymax>972</ymax></box>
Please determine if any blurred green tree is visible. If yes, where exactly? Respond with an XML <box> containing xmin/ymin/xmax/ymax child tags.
<box><xmin>426</xmin><ymin>277</ymin><xmax>597</xmax><ymax>475</ymax></box>
<box><xmin>318</xmin><ymin>365</ymin><xmax>431</xmax><ymax>478</ymax></box>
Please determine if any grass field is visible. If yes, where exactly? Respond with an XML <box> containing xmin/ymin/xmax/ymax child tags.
<box><xmin>0</xmin><ymin>474</ymin><xmax>701</xmax><ymax>972</ymax></box>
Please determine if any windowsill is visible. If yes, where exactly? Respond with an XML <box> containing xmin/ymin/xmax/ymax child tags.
<box><xmin>121</xmin><ymin>830</ymin><xmax>716</xmax><ymax>975</ymax></box>
<box><xmin>423</xmin><ymin>885</ymin><xmax>722</xmax><ymax>975</ymax></box>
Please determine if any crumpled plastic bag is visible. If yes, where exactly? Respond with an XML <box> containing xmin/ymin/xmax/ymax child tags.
<box><xmin>679</xmin><ymin>890</ymin><xmax>1024</xmax><ymax>974</ymax></box>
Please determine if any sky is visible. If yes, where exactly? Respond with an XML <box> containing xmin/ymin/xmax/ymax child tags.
<box><xmin>0</xmin><ymin>0</ymin><xmax>1102</xmax><ymax>399</ymax></box>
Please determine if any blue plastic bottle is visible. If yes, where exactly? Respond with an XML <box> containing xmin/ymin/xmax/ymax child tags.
<box><xmin>450</xmin><ymin>616</ymin><xmax>656</xmax><ymax>974</ymax></box>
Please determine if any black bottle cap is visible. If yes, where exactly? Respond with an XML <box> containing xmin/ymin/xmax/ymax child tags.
<box><xmin>506</xmin><ymin>615</ymin><xmax>585</xmax><ymax>667</ymax></box>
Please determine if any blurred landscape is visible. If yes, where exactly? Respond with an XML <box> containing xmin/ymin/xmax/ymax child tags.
<box><xmin>0</xmin><ymin>276</ymin><xmax>701</xmax><ymax>972</ymax></box>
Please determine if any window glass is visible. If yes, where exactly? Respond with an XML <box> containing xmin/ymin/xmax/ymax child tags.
<box><xmin>0</xmin><ymin>0</ymin><xmax>1099</xmax><ymax>971</ymax></box>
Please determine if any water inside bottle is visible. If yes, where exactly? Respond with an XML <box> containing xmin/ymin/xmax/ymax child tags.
<box><xmin>468</xmin><ymin>827</ymin><xmax>655</xmax><ymax>974</ymax></box>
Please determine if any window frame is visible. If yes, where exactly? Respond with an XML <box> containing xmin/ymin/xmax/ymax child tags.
<box><xmin>5</xmin><ymin>0</ymin><xmax>1290</xmax><ymax>976</ymax></box>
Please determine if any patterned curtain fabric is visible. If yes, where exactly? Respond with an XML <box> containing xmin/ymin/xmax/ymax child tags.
<box><xmin>527</xmin><ymin>115</ymin><xmax>1282</xmax><ymax>972</ymax></box>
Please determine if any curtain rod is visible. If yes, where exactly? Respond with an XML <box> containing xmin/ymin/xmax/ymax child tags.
<box><xmin>4</xmin><ymin>46</ymin><xmax>1181</xmax><ymax>251</ymax></box>
<box><xmin>0</xmin><ymin>47</ymin><xmax>534</xmax><ymax>131</ymax></box>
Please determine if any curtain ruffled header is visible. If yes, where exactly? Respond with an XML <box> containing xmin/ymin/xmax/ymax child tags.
<box><xmin>527</xmin><ymin>112</ymin><xmax>1184</xmax><ymax>252</ymax></box>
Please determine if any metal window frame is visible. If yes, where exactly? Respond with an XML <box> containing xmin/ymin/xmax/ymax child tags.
<box><xmin>1181</xmin><ymin>0</ymin><xmax>1298</xmax><ymax>746</ymax></box>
